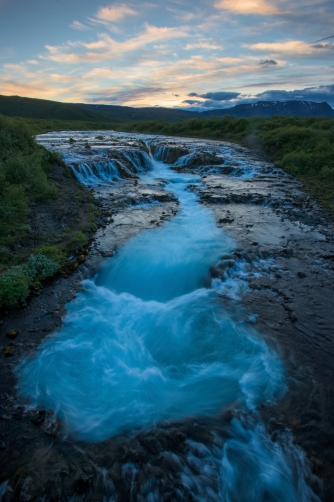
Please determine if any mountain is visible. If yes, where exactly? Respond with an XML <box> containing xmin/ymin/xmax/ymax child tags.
<box><xmin>0</xmin><ymin>95</ymin><xmax>333</xmax><ymax>124</ymax></box>
<box><xmin>201</xmin><ymin>100</ymin><xmax>334</xmax><ymax>118</ymax></box>
<box><xmin>0</xmin><ymin>95</ymin><xmax>110</xmax><ymax>122</ymax></box>
<box><xmin>75</xmin><ymin>100</ymin><xmax>334</xmax><ymax>121</ymax></box>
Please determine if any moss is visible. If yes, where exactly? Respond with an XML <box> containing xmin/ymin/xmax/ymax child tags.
<box><xmin>6</xmin><ymin>329</ymin><xmax>19</xmax><ymax>339</ymax></box>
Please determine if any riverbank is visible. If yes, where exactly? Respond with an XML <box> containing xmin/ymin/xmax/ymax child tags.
<box><xmin>1</xmin><ymin>132</ymin><xmax>333</xmax><ymax>501</ymax></box>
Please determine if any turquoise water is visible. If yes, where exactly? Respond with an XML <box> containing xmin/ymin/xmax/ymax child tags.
<box><xmin>17</xmin><ymin>146</ymin><xmax>318</xmax><ymax>500</ymax></box>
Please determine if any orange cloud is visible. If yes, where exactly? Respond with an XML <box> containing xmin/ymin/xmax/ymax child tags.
<box><xmin>247</xmin><ymin>40</ymin><xmax>314</xmax><ymax>54</ymax></box>
<box><xmin>93</xmin><ymin>5</ymin><xmax>137</xmax><ymax>23</ymax></box>
<box><xmin>216</xmin><ymin>0</ymin><xmax>279</xmax><ymax>15</ymax></box>
<box><xmin>43</xmin><ymin>24</ymin><xmax>188</xmax><ymax>64</ymax></box>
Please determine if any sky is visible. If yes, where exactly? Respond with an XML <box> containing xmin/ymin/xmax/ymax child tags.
<box><xmin>0</xmin><ymin>0</ymin><xmax>333</xmax><ymax>110</ymax></box>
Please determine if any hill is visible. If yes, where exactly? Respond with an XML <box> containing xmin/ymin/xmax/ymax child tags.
<box><xmin>0</xmin><ymin>95</ymin><xmax>109</xmax><ymax>122</ymax></box>
<box><xmin>0</xmin><ymin>95</ymin><xmax>333</xmax><ymax>125</ymax></box>
<box><xmin>75</xmin><ymin>100</ymin><xmax>334</xmax><ymax>121</ymax></box>
<box><xmin>73</xmin><ymin>103</ymin><xmax>198</xmax><ymax>123</ymax></box>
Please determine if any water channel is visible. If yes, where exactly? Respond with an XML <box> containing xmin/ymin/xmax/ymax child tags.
<box><xmin>16</xmin><ymin>132</ymin><xmax>319</xmax><ymax>501</ymax></box>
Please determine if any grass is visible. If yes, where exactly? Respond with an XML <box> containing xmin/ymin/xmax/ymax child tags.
<box><xmin>0</xmin><ymin>114</ymin><xmax>98</xmax><ymax>307</ymax></box>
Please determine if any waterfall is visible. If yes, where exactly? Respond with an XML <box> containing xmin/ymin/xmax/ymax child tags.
<box><xmin>62</xmin><ymin>150</ymin><xmax>153</xmax><ymax>185</ymax></box>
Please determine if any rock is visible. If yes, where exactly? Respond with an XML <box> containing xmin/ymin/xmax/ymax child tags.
<box><xmin>4</xmin><ymin>346</ymin><xmax>14</xmax><ymax>357</ymax></box>
<box><xmin>219</xmin><ymin>218</ymin><xmax>234</xmax><ymax>224</ymax></box>
<box><xmin>77</xmin><ymin>254</ymin><xmax>86</xmax><ymax>263</ymax></box>
<box><xmin>5</xmin><ymin>330</ymin><xmax>19</xmax><ymax>340</ymax></box>
<box><xmin>30</xmin><ymin>410</ymin><xmax>46</xmax><ymax>425</ymax></box>
<box><xmin>297</xmin><ymin>271</ymin><xmax>307</xmax><ymax>278</ymax></box>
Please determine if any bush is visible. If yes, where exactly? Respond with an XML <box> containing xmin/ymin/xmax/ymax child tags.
<box><xmin>0</xmin><ymin>265</ymin><xmax>31</xmax><ymax>305</ymax></box>
<box><xmin>38</xmin><ymin>245</ymin><xmax>66</xmax><ymax>267</ymax></box>
<box><xmin>26</xmin><ymin>253</ymin><xmax>60</xmax><ymax>279</ymax></box>
<box><xmin>66</xmin><ymin>231</ymin><xmax>88</xmax><ymax>254</ymax></box>
<box><xmin>0</xmin><ymin>253</ymin><xmax>61</xmax><ymax>306</ymax></box>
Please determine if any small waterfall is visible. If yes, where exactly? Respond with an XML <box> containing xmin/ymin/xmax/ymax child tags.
<box><xmin>152</xmin><ymin>145</ymin><xmax>172</xmax><ymax>162</ymax></box>
<box><xmin>63</xmin><ymin>150</ymin><xmax>153</xmax><ymax>186</ymax></box>
<box><xmin>173</xmin><ymin>152</ymin><xmax>197</xmax><ymax>167</ymax></box>
<box><xmin>122</xmin><ymin>150</ymin><xmax>153</xmax><ymax>173</ymax></box>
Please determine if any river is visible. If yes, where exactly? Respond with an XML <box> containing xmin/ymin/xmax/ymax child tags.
<box><xmin>2</xmin><ymin>131</ymin><xmax>332</xmax><ymax>501</ymax></box>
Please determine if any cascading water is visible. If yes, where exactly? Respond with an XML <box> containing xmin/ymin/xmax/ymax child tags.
<box><xmin>19</xmin><ymin>133</ymin><xmax>319</xmax><ymax>501</ymax></box>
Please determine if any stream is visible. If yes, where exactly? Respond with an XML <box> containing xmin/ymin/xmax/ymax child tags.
<box><xmin>12</xmin><ymin>132</ymin><xmax>323</xmax><ymax>501</ymax></box>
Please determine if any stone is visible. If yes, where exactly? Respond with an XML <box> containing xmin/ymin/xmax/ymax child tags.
<box><xmin>4</xmin><ymin>346</ymin><xmax>14</xmax><ymax>357</ymax></box>
<box><xmin>5</xmin><ymin>330</ymin><xmax>19</xmax><ymax>340</ymax></box>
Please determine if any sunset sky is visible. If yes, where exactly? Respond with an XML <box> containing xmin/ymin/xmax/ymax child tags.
<box><xmin>0</xmin><ymin>0</ymin><xmax>333</xmax><ymax>109</ymax></box>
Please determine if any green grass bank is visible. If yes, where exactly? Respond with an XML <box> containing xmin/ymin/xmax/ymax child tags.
<box><xmin>0</xmin><ymin>114</ymin><xmax>100</xmax><ymax>308</ymax></box>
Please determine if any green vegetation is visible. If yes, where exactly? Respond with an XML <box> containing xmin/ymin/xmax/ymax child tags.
<box><xmin>0</xmin><ymin>114</ymin><xmax>97</xmax><ymax>308</ymax></box>
<box><xmin>0</xmin><ymin>114</ymin><xmax>59</xmax><ymax>241</ymax></box>
<box><xmin>66</xmin><ymin>231</ymin><xmax>89</xmax><ymax>254</ymax></box>
<box><xmin>0</xmin><ymin>95</ymin><xmax>110</xmax><ymax>122</ymax></box>
<box><xmin>122</xmin><ymin>116</ymin><xmax>334</xmax><ymax>211</ymax></box>
<box><xmin>0</xmin><ymin>253</ymin><xmax>60</xmax><ymax>305</ymax></box>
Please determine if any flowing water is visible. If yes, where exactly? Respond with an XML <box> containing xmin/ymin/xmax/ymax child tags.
<box><xmin>17</xmin><ymin>133</ymin><xmax>319</xmax><ymax>501</ymax></box>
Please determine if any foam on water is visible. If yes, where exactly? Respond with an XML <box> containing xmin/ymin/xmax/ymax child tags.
<box><xmin>17</xmin><ymin>134</ymin><xmax>319</xmax><ymax>500</ymax></box>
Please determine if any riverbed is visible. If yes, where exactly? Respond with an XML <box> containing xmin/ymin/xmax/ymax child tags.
<box><xmin>1</xmin><ymin>132</ymin><xmax>334</xmax><ymax>501</ymax></box>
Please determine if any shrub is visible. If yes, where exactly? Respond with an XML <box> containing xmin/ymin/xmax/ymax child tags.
<box><xmin>66</xmin><ymin>231</ymin><xmax>88</xmax><ymax>254</ymax></box>
<box><xmin>0</xmin><ymin>265</ymin><xmax>31</xmax><ymax>305</ymax></box>
<box><xmin>27</xmin><ymin>253</ymin><xmax>60</xmax><ymax>279</ymax></box>
<box><xmin>38</xmin><ymin>245</ymin><xmax>66</xmax><ymax>267</ymax></box>
<box><xmin>0</xmin><ymin>253</ymin><xmax>61</xmax><ymax>306</ymax></box>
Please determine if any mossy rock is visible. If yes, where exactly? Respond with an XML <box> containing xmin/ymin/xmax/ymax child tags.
<box><xmin>4</xmin><ymin>345</ymin><xmax>14</xmax><ymax>357</ymax></box>
<box><xmin>31</xmin><ymin>281</ymin><xmax>42</xmax><ymax>291</ymax></box>
<box><xmin>77</xmin><ymin>255</ymin><xmax>86</xmax><ymax>263</ymax></box>
<box><xmin>6</xmin><ymin>329</ymin><xmax>19</xmax><ymax>339</ymax></box>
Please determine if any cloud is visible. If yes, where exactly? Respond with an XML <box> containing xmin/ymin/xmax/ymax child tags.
<box><xmin>88</xmin><ymin>86</ymin><xmax>165</xmax><ymax>103</ymax></box>
<box><xmin>312</xmin><ymin>43</ymin><xmax>334</xmax><ymax>49</ymax></box>
<box><xmin>69</xmin><ymin>21</ymin><xmax>90</xmax><ymax>31</ymax></box>
<box><xmin>185</xmin><ymin>42</ymin><xmax>223</xmax><ymax>50</ymax></box>
<box><xmin>255</xmin><ymin>84</ymin><xmax>334</xmax><ymax>106</ymax></box>
<box><xmin>190</xmin><ymin>91</ymin><xmax>241</xmax><ymax>101</ymax></box>
<box><xmin>43</xmin><ymin>24</ymin><xmax>188</xmax><ymax>64</ymax></box>
<box><xmin>91</xmin><ymin>4</ymin><xmax>137</xmax><ymax>24</ymax></box>
<box><xmin>259</xmin><ymin>59</ymin><xmax>278</xmax><ymax>65</ymax></box>
<box><xmin>247</xmin><ymin>40</ymin><xmax>313</xmax><ymax>55</ymax></box>
<box><xmin>215</xmin><ymin>0</ymin><xmax>279</xmax><ymax>15</ymax></box>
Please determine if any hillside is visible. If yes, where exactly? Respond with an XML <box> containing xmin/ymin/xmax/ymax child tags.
<box><xmin>74</xmin><ymin>103</ymin><xmax>198</xmax><ymax>123</ymax></box>
<box><xmin>76</xmin><ymin>100</ymin><xmax>334</xmax><ymax>120</ymax></box>
<box><xmin>0</xmin><ymin>95</ymin><xmax>109</xmax><ymax>122</ymax></box>
<box><xmin>0</xmin><ymin>95</ymin><xmax>333</xmax><ymax>124</ymax></box>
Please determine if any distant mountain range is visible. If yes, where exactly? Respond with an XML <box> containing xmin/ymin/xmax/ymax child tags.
<box><xmin>0</xmin><ymin>95</ymin><xmax>333</xmax><ymax>123</ymax></box>
<box><xmin>200</xmin><ymin>100</ymin><xmax>334</xmax><ymax>119</ymax></box>
<box><xmin>75</xmin><ymin>100</ymin><xmax>334</xmax><ymax>121</ymax></box>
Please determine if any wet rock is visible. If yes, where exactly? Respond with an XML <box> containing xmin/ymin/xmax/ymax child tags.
<box><xmin>219</xmin><ymin>217</ymin><xmax>234</xmax><ymax>224</ymax></box>
<box><xmin>4</xmin><ymin>345</ymin><xmax>14</xmax><ymax>357</ymax></box>
<box><xmin>29</xmin><ymin>409</ymin><xmax>47</xmax><ymax>425</ymax></box>
<box><xmin>18</xmin><ymin>477</ymin><xmax>33</xmax><ymax>502</ymax></box>
<box><xmin>5</xmin><ymin>330</ymin><xmax>19</xmax><ymax>340</ymax></box>
<box><xmin>74</xmin><ymin>466</ymin><xmax>95</xmax><ymax>494</ymax></box>
<box><xmin>297</xmin><ymin>271</ymin><xmax>307</xmax><ymax>278</ymax></box>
